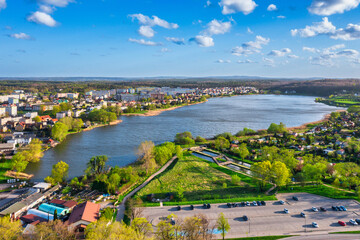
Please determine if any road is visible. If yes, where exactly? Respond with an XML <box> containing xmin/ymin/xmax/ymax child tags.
<box><xmin>142</xmin><ymin>192</ymin><xmax>360</xmax><ymax>238</ymax></box>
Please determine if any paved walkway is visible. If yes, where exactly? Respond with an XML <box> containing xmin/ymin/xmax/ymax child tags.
<box><xmin>116</xmin><ymin>155</ymin><xmax>178</xmax><ymax>222</ymax></box>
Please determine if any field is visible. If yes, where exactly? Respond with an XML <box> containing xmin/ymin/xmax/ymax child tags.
<box><xmin>136</xmin><ymin>153</ymin><xmax>273</xmax><ymax>204</ymax></box>
<box><xmin>0</xmin><ymin>160</ymin><xmax>12</xmax><ymax>182</ymax></box>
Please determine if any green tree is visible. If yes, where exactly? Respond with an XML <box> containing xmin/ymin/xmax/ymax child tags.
<box><xmin>131</xmin><ymin>218</ymin><xmax>153</xmax><ymax>238</ymax></box>
<box><xmin>271</xmin><ymin>161</ymin><xmax>291</xmax><ymax>187</ymax></box>
<box><xmin>54</xmin><ymin>209</ymin><xmax>58</xmax><ymax>220</ymax></box>
<box><xmin>217</xmin><ymin>212</ymin><xmax>230</xmax><ymax>240</ymax></box>
<box><xmin>51</xmin><ymin>122</ymin><xmax>69</xmax><ymax>141</ymax></box>
<box><xmin>137</xmin><ymin>141</ymin><xmax>156</xmax><ymax>174</ymax></box>
<box><xmin>11</xmin><ymin>152</ymin><xmax>28</xmax><ymax>173</ymax></box>
<box><xmin>33</xmin><ymin>115</ymin><xmax>41</xmax><ymax>123</ymax></box>
<box><xmin>214</xmin><ymin>136</ymin><xmax>230</xmax><ymax>150</ymax></box>
<box><xmin>45</xmin><ymin>161</ymin><xmax>69</xmax><ymax>185</ymax></box>
<box><xmin>51</xmin><ymin>105</ymin><xmax>61</xmax><ymax>117</ymax></box>
<box><xmin>231</xmin><ymin>175</ymin><xmax>241</xmax><ymax>185</ymax></box>
<box><xmin>86</xmin><ymin>155</ymin><xmax>108</xmax><ymax>176</ymax></box>
<box><xmin>237</xmin><ymin>143</ymin><xmax>249</xmax><ymax>160</ymax></box>
<box><xmin>23</xmin><ymin>138</ymin><xmax>44</xmax><ymax>163</ymax></box>
<box><xmin>0</xmin><ymin>216</ymin><xmax>22</xmax><ymax>240</ymax></box>
<box><xmin>251</xmin><ymin>161</ymin><xmax>272</xmax><ymax>190</ymax></box>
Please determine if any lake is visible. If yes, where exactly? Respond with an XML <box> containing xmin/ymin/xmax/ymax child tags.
<box><xmin>26</xmin><ymin>95</ymin><xmax>343</xmax><ymax>181</ymax></box>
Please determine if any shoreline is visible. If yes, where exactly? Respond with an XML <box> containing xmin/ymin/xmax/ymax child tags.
<box><xmin>121</xmin><ymin>101</ymin><xmax>207</xmax><ymax>117</ymax></box>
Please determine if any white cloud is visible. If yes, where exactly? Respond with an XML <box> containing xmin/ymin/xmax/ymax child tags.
<box><xmin>268</xmin><ymin>48</ymin><xmax>291</xmax><ymax>57</ymax></box>
<box><xmin>267</xmin><ymin>4</ymin><xmax>277</xmax><ymax>11</ymax></box>
<box><xmin>237</xmin><ymin>59</ymin><xmax>257</xmax><ymax>63</ymax></box>
<box><xmin>303</xmin><ymin>47</ymin><xmax>319</xmax><ymax>53</ymax></box>
<box><xmin>204</xmin><ymin>19</ymin><xmax>232</xmax><ymax>35</ymax></box>
<box><xmin>332</xmin><ymin>23</ymin><xmax>360</xmax><ymax>40</ymax></box>
<box><xmin>165</xmin><ymin>37</ymin><xmax>185</xmax><ymax>45</ymax></box>
<box><xmin>27</xmin><ymin>11</ymin><xmax>57</xmax><ymax>27</ymax></box>
<box><xmin>308</xmin><ymin>0</ymin><xmax>360</xmax><ymax>16</ymax></box>
<box><xmin>205</xmin><ymin>0</ymin><xmax>211</xmax><ymax>7</ymax></box>
<box><xmin>219</xmin><ymin>0</ymin><xmax>258</xmax><ymax>15</ymax></box>
<box><xmin>138</xmin><ymin>26</ymin><xmax>155</xmax><ymax>38</ymax></box>
<box><xmin>128</xmin><ymin>38</ymin><xmax>162</xmax><ymax>46</ymax></box>
<box><xmin>291</xmin><ymin>17</ymin><xmax>336</xmax><ymax>37</ymax></box>
<box><xmin>161</xmin><ymin>48</ymin><xmax>170</xmax><ymax>52</ymax></box>
<box><xmin>216</xmin><ymin>59</ymin><xmax>231</xmax><ymax>63</ymax></box>
<box><xmin>337</xmin><ymin>49</ymin><xmax>359</xmax><ymax>56</ymax></box>
<box><xmin>277</xmin><ymin>15</ymin><xmax>286</xmax><ymax>19</ymax></box>
<box><xmin>288</xmin><ymin>54</ymin><xmax>299</xmax><ymax>59</ymax></box>
<box><xmin>37</xmin><ymin>0</ymin><xmax>73</xmax><ymax>7</ymax></box>
<box><xmin>292</xmin><ymin>17</ymin><xmax>360</xmax><ymax>40</ymax></box>
<box><xmin>129</xmin><ymin>14</ymin><xmax>179</xmax><ymax>29</ymax></box>
<box><xmin>247</xmin><ymin>27</ymin><xmax>253</xmax><ymax>34</ymax></box>
<box><xmin>9</xmin><ymin>33</ymin><xmax>31</xmax><ymax>40</ymax></box>
<box><xmin>190</xmin><ymin>35</ymin><xmax>214</xmax><ymax>47</ymax></box>
<box><xmin>232</xmin><ymin>35</ymin><xmax>269</xmax><ymax>56</ymax></box>
<box><xmin>0</xmin><ymin>0</ymin><xmax>6</xmax><ymax>10</ymax></box>
<box><xmin>39</xmin><ymin>5</ymin><xmax>55</xmax><ymax>14</ymax></box>
<box><xmin>305</xmin><ymin>44</ymin><xmax>359</xmax><ymax>66</ymax></box>
<box><xmin>263</xmin><ymin>57</ymin><xmax>275</xmax><ymax>66</ymax></box>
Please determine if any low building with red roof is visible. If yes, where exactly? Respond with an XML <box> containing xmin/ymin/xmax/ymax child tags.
<box><xmin>68</xmin><ymin>201</ymin><xmax>100</xmax><ymax>231</ymax></box>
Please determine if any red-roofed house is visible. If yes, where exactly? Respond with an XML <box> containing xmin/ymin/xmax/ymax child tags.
<box><xmin>20</xmin><ymin>214</ymin><xmax>47</xmax><ymax>225</ymax></box>
<box><xmin>68</xmin><ymin>201</ymin><xmax>100</xmax><ymax>231</ymax></box>
<box><xmin>40</xmin><ymin>115</ymin><xmax>52</xmax><ymax>122</ymax></box>
<box><xmin>50</xmin><ymin>199</ymin><xmax>77</xmax><ymax>210</ymax></box>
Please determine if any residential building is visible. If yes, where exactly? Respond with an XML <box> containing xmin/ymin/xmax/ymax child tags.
<box><xmin>68</xmin><ymin>201</ymin><xmax>100</xmax><ymax>231</ymax></box>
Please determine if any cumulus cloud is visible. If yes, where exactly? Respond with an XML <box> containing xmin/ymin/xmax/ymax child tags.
<box><xmin>204</xmin><ymin>19</ymin><xmax>232</xmax><ymax>35</ymax></box>
<box><xmin>128</xmin><ymin>38</ymin><xmax>162</xmax><ymax>46</ymax></box>
<box><xmin>292</xmin><ymin>17</ymin><xmax>360</xmax><ymax>40</ymax></box>
<box><xmin>0</xmin><ymin>0</ymin><xmax>6</xmax><ymax>10</ymax></box>
<box><xmin>190</xmin><ymin>35</ymin><xmax>214</xmax><ymax>47</ymax></box>
<box><xmin>37</xmin><ymin>0</ymin><xmax>73</xmax><ymax>7</ymax></box>
<box><xmin>138</xmin><ymin>25</ymin><xmax>155</xmax><ymax>38</ymax></box>
<box><xmin>238</xmin><ymin>59</ymin><xmax>257</xmax><ymax>63</ymax></box>
<box><xmin>129</xmin><ymin>13</ymin><xmax>179</xmax><ymax>38</ymax></box>
<box><xmin>308</xmin><ymin>0</ymin><xmax>360</xmax><ymax>16</ymax></box>
<box><xmin>303</xmin><ymin>47</ymin><xmax>319</xmax><ymax>53</ymax></box>
<box><xmin>277</xmin><ymin>15</ymin><xmax>286</xmax><ymax>19</ymax></box>
<box><xmin>291</xmin><ymin>17</ymin><xmax>336</xmax><ymax>37</ymax></box>
<box><xmin>268</xmin><ymin>48</ymin><xmax>291</xmax><ymax>57</ymax></box>
<box><xmin>219</xmin><ymin>0</ymin><xmax>258</xmax><ymax>15</ymax></box>
<box><xmin>337</xmin><ymin>49</ymin><xmax>359</xmax><ymax>56</ymax></box>
<box><xmin>216</xmin><ymin>59</ymin><xmax>231</xmax><ymax>63</ymax></box>
<box><xmin>267</xmin><ymin>4</ymin><xmax>277</xmax><ymax>11</ymax></box>
<box><xmin>39</xmin><ymin>4</ymin><xmax>55</xmax><ymax>14</ymax></box>
<box><xmin>27</xmin><ymin>11</ymin><xmax>57</xmax><ymax>27</ymax></box>
<box><xmin>288</xmin><ymin>54</ymin><xmax>299</xmax><ymax>59</ymax></box>
<box><xmin>232</xmin><ymin>35</ymin><xmax>270</xmax><ymax>56</ymax></box>
<box><xmin>9</xmin><ymin>33</ymin><xmax>31</xmax><ymax>40</ymax></box>
<box><xmin>165</xmin><ymin>37</ymin><xmax>185</xmax><ymax>45</ymax></box>
<box><xmin>263</xmin><ymin>57</ymin><xmax>275</xmax><ymax>66</ymax></box>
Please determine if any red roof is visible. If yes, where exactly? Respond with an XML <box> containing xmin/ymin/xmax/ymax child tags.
<box><xmin>40</xmin><ymin>115</ymin><xmax>51</xmax><ymax>121</ymax></box>
<box><xmin>68</xmin><ymin>202</ymin><xmax>100</xmax><ymax>225</ymax></box>
<box><xmin>50</xmin><ymin>199</ymin><xmax>77</xmax><ymax>208</ymax></box>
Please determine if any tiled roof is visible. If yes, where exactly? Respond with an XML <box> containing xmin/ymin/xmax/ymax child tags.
<box><xmin>68</xmin><ymin>202</ymin><xmax>100</xmax><ymax>225</ymax></box>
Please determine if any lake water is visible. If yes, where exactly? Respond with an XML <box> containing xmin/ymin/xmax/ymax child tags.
<box><xmin>26</xmin><ymin>95</ymin><xmax>343</xmax><ymax>181</ymax></box>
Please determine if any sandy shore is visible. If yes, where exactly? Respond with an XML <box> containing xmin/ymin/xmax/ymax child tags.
<box><xmin>121</xmin><ymin>101</ymin><xmax>207</xmax><ymax>117</ymax></box>
<box><xmin>82</xmin><ymin>119</ymin><xmax>123</xmax><ymax>132</ymax></box>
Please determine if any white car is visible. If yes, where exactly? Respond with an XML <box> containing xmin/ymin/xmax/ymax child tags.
<box><xmin>350</xmin><ymin>219</ymin><xmax>358</xmax><ymax>225</ymax></box>
<box><xmin>301</xmin><ymin>212</ymin><xmax>306</xmax><ymax>217</ymax></box>
<box><xmin>253</xmin><ymin>201</ymin><xmax>257</xmax><ymax>206</ymax></box>
<box><xmin>312</xmin><ymin>222</ymin><xmax>319</xmax><ymax>228</ymax></box>
<box><xmin>284</xmin><ymin>208</ymin><xmax>289</xmax><ymax>214</ymax></box>
<box><xmin>279</xmin><ymin>200</ymin><xmax>285</xmax><ymax>205</ymax></box>
<box><xmin>312</xmin><ymin>207</ymin><xmax>318</xmax><ymax>212</ymax></box>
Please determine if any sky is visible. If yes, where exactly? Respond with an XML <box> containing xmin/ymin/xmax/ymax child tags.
<box><xmin>1</xmin><ymin>0</ymin><xmax>360</xmax><ymax>78</ymax></box>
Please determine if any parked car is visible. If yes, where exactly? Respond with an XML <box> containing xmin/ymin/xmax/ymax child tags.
<box><xmin>355</xmin><ymin>219</ymin><xmax>360</xmax><ymax>224</ymax></box>
<box><xmin>190</xmin><ymin>205</ymin><xmax>194</xmax><ymax>210</ymax></box>
<box><xmin>301</xmin><ymin>212</ymin><xmax>306</xmax><ymax>217</ymax></box>
<box><xmin>246</xmin><ymin>201</ymin><xmax>250</xmax><ymax>206</ymax></box>
<box><xmin>284</xmin><ymin>208</ymin><xmax>289</xmax><ymax>214</ymax></box>
<box><xmin>177</xmin><ymin>206</ymin><xmax>181</xmax><ymax>211</ymax></box>
<box><xmin>207</xmin><ymin>203</ymin><xmax>211</xmax><ymax>209</ymax></box>
<box><xmin>227</xmin><ymin>203</ymin><xmax>232</xmax><ymax>208</ymax></box>
<box><xmin>350</xmin><ymin>219</ymin><xmax>358</xmax><ymax>225</ymax></box>
<box><xmin>312</xmin><ymin>222</ymin><xmax>319</xmax><ymax>228</ymax></box>
<box><xmin>312</xmin><ymin>207</ymin><xmax>318</xmax><ymax>212</ymax></box>
<box><xmin>232</xmin><ymin>203</ymin><xmax>238</xmax><ymax>207</ymax></box>
<box><xmin>241</xmin><ymin>202</ymin><xmax>245</xmax><ymax>206</ymax></box>
<box><xmin>261</xmin><ymin>201</ymin><xmax>266</xmax><ymax>206</ymax></box>
<box><xmin>203</xmin><ymin>203</ymin><xmax>207</xmax><ymax>209</ymax></box>
<box><xmin>243</xmin><ymin>215</ymin><xmax>248</xmax><ymax>221</ymax></box>
<box><xmin>293</xmin><ymin>196</ymin><xmax>299</xmax><ymax>201</ymax></box>
<box><xmin>338</xmin><ymin>221</ymin><xmax>346</xmax><ymax>226</ymax></box>
<box><xmin>336</xmin><ymin>206</ymin><xmax>342</xmax><ymax>211</ymax></box>
<box><xmin>340</xmin><ymin>206</ymin><xmax>347</xmax><ymax>211</ymax></box>
<box><xmin>332</xmin><ymin>206</ymin><xmax>337</xmax><ymax>211</ymax></box>
<box><xmin>253</xmin><ymin>201</ymin><xmax>257</xmax><ymax>206</ymax></box>
<box><xmin>257</xmin><ymin>201</ymin><xmax>262</xmax><ymax>206</ymax></box>
<box><xmin>320</xmin><ymin>207</ymin><xmax>327</xmax><ymax>212</ymax></box>
<box><xmin>279</xmin><ymin>200</ymin><xmax>285</xmax><ymax>205</ymax></box>
<box><xmin>170</xmin><ymin>217</ymin><xmax>176</xmax><ymax>225</ymax></box>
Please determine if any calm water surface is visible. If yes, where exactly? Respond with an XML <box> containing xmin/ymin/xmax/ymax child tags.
<box><xmin>26</xmin><ymin>95</ymin><xmax>343</xmax><ymax>180</ymax></box>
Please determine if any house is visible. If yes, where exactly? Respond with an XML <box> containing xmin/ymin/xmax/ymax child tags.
<box><xmin>15</xmin><ymin>122</ymin><xmax>26</xmax><ymax>132</ymax></box>
<box><xmin>0</xmin><ymin>143</ymin><xmax>16</xmax><ymax>154</ymax></box>
<box><xmin>38</xmin><ymin>203</ymin><xmax>69</xmax><ymax>216</ymax></box>
<box><xmin>25</xmin><ymin>112</ymin><xmax>38</xmax><ymax>119</ymax></box>
<box><xmin>56</xmin><ymin>112</ymin><xmax>66</xmax><ymax>119</ymax></box>
<box><xmin>50</xmin><ymin>199</ymin><xmax>77</xmax><ymax>211</ymax></box>
<box><xmin>68</xmin><ymin>201</ymin><xmax>100</xmax><ymax>231</ymax></box>
<box><xmin>6</xmin><ymin>105</ymin><xmax>17</xmax><ymax>116</ymax></box>
<box><xmin>20</xmin><ymin>214</ymin><xmax>47</xmax><ymax>225</ymax></box>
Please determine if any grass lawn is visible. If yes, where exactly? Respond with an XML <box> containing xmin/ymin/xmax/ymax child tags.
<box><xmin>136</xmin><ymin>153</ymin><xmax>273</xmax><ymax>204</ymax></box>
<box><xmin>330</xmin><ymin>231</ymin><xmax>360</xmax><ymax>234</ymax></box>
<box><xmin>225</xmin><ymin>235</ymin><xmax>293</xmax><ymax>240</ymax></box>
<box><xmin>278</xmin><ymin>184</ymin><xmax>358</xmax><ymax>200</ymax></box>
<box><xmin>0</xmin><ymin>160</ymin><xmax>12</xmax><ymax>182</ymax></box>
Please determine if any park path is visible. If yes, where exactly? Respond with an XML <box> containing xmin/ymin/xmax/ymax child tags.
<box><xmin>116</xmin><ymin>155</ymin><xmax>178</xmax><ymax>222</ymax></box>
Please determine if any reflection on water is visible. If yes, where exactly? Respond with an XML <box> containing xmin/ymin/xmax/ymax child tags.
<box><xmin>26</xmin><ymin>95</ymin><xmax>343</xmax><ymax>181</ymax></box>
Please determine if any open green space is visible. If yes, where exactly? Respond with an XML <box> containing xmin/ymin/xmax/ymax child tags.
<box><xmin>225</xmin><ymin>235</ymin><xmax>293</xmax><ymax>240</ymax></box>
<box><xmin>330</xmin><ymin>231</ymin><xmax>360</xmax><ymax>234</ymax></box>
<box><xmin>0</xmin><ymin>160</ymin><xmax>12</xmax><ymax>182</ymax></box>
<box><xmin>136</xmin><ymin>152</ymin><xmax>274</xmax><ymax>205</ymax></box>
<box><xmin>278</xmin><ymin>184</ymin><xmax>358</xmax><ymax>200</ymax></box>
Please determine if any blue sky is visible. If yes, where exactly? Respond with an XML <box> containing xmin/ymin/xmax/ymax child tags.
<box><xmin>1</xmin><ymin>0</ymin><xmax>360</xmax><ymax>78</ymax></box>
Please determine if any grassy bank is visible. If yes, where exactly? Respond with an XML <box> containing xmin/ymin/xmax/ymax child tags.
<box><xmin>225</xmin><ymin>235</ymin><xmax>293</xmax><ymax>240</ymax></box>
<box><xmin>0</xmin><ymin>160</ymin><xmax>11</xmax><ymax>182</ymax></box>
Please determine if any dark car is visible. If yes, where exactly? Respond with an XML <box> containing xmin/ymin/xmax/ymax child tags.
<box><xmin>203</xmin><ymin>203</ymin><xmax>207</xmax><ymax>209</ymax></box>
<box><xmin>340</xmin><ymin>206</ymin><xmax>347</xmax><ymax>211</ymax></box>
<box><xmin>190</xmin><ymin>205</ymin><xmax>194</xmax><ymax>210</ymax></box>
<box><xmin>177</xmin><ymin>206</ymin><xmax>181</xmax><ymax>211</ymax></box>
<box><xmin>232</xmin><ymin>203</ymin><xmax>238</xmax><ymax>207</ymax></box>
<box><xmin>170</xmin><ymin>217</ymin><xmax>176</xmax><ymax>225</ymax></box>
<box><xmin>243</xmin><ymin>215</ymin><xmax>248</xmax><ymax>221</ymax></box>
<box><xmin>337</xmin><ymin>206</ymin><xmax>342</xmax><ymax>211</ymax></box>
<box><xmin>241</xmin><ymin>202</ymin><xmax>245</xmax><ymax>206</ymax></box>
<box><xmin>257</xmin><ymin>201</ymin><xmax>262</xmax><ymax>206</ymax></box>
<box><xmin>292</xmin><ymin>196</ymin><xmax>299</xmax><ymax>201</ymax></box>
<box><xmin>355</xmin><ymin>219</ymin><xmax>360</xmax><ymax>224</ymax></box>
<box><xmin>320</xmin><ymin>207</ymin><xmax>327</xmax><ymax>212</ymax></box>
<box><xmin>332</xmin><ymin>206</ymin><xmax>337</xmax><ymax>211</ymax></box>
<box><xmin>207</xmin><ymin>203</ymin><xmax>211</xmax><ymax>209</ymax></box>
<box><xmin>261</xmin><ymin>201</ymin><xmax>266</xmax><ymax>206</ymax></box>
<box><xmin>227</xmin><ymin>203</ymin><xmax>232</xmax><ymax>208</ymax></box>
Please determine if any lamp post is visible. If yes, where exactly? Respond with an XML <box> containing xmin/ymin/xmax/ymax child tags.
<box><xmin>304</xmin><ymin>215</ymin><xmax>307</xmax><ymax>233</ymax></box>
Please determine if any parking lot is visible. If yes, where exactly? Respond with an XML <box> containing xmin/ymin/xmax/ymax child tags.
<box><xmin>142</xmin><ymin>193</ymin><xmax>360</xmax><ymax>238</ymax></box>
